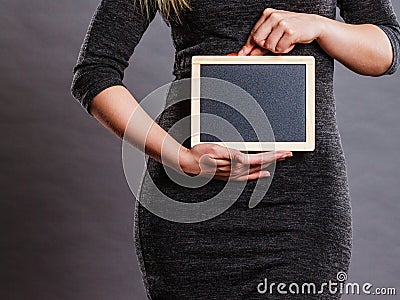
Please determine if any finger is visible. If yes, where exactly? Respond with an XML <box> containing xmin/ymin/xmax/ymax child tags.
<box><xmin>217</xmin><ymin>164</ymin><xmax>232</xmax><ymax>172</ymax></box>
<box><xmin>275</xmin><ymin>30</ymin><xmax>296</xmax><ymax>53</ymax></box>
<box><xmin>205</xmin><ymin>144</ymin><xmax>232</xmax><ymax>161</ymax></box>
<box><xmin>210</xmin><ymin>147</ymin><xmax>244</xmax><ymax>166</ymax></box>
<box><xmin>235</xmin><ymin>161</ymin><xmax>272</xmax><ymax>177</ymax></box>
<box><xmin>260</xmin><ymin>151</ymin><xmax>293</xmax><ymax>164</ymax></box>
<box><xmin>231</xmin><ymin>170</ymin><xmax>271</xmax><ymax>181</ymax></box>
<box><xmin>238</xmin><ymin>8</ymin><xmax>276</xmax><ymax>56</ymax></box>
<box><xmin>218</xmin><ymin>161</ymin><xmax>255</xmax><ymax>177</ymax></box>
<box><xmin>248</xmin><ymin>163</ymin><xmax>269</xmax><ymax>174</ymax></box>
<box><xmin>246</xmin><ymin>151</ymin><xmax>290</xmax><ymax>165</ymax></box>
<box><xmin>249</xmin><ymin>22</ymin><xmax>273</xmax><ymax>51</ymax></box>
<box><xmin>251</xmin><ymin>156</ymin><xmax>278</xmax><ymax>170</ymax></box>
<box><xmin>216</xmin><ymin>159</ymin><xmax>271</xmax><ymax>174</ymax></box>
<box><xmin>229</xmin><ymin>165</ymin><xmax>254</xmax><ymax>178</ymax></box>
<box><xmin>239</xmin><ymin>20</ymin><xmax>266</xmax><ymax>56</ymax></box>
<box><xmin>212</xmin><ymin>158</ymin><xmax>232</xmax><ymax>167</ymax></box>
<box><xmin>217</xmin><ymin>157</ymin><xmax>275</xmax><ymax>179</ymax></box>
<box><xmin>263</xmin><ymin>22</ymin><xmax>286</xmax><ymax>52</ymax></box>
<box><xmin>225</xmin><ymin>148</ymin><xmax>247</xmax><ymax>163</ymax></box>
<box><xmin>238</xmin><ymin>150</ymin><xmax>292</xmax><ymax>165</ymax></box>
<box><xmin>197</xmin><ymin>153</ymin><xmax>219</xmax><ymax>169</ymax></box>
<box><xmin>259</xmin><ymin>160</ymin><xmax>277</xmax><ymax>168</ymax></box>
<box><xmin>248</xmin><ymin>45</ymin><xmax>269</xmax><ymax>56</ymax></box>
<box><xmin>250</xmin><ymin>11</ymin><xmax>283</xmax><ymax>50</ymax></box>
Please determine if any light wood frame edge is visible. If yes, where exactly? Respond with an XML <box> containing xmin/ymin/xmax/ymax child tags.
<box><xmin>190</xmin><ymin>55</ymin><xmax>315</xmax><ymax>151</ymax></box>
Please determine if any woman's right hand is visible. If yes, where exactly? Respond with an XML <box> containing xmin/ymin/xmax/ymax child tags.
<box><xmin>178</xmin><ymin>143</ymin><xmax>292</xmax><ymax>181</ymax></box>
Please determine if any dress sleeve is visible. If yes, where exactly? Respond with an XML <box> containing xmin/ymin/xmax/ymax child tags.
<box><xmin>70</xmin><ymin>0</ymin><xmax>158</xmax><ymax>115</ymax></box>
<box><xmin>337</xmin><ymin>0</ymin><xmax>400</xmax><ymax>76</ymax></box>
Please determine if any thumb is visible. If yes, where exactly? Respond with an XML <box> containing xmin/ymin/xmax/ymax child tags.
<box><xmin>248</xmin><ymin>46</ymin><xmax>269</xmax><ymax>56</ymax></box>
<box><xmin>238</xmin><ymin>39</ymin><xmax>256</xmax><ymax>56</ymax></box>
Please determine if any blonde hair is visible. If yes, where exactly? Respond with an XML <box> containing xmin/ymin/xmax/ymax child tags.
<box><xmin>137</xmin><ymin>0</ymin><xmax>191</xmax><ymax>24</ymax></box>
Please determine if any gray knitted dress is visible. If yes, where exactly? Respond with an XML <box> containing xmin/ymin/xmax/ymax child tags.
<box><xmin>71</xmin><ymin>0</ymin><xmax>400</xmax><ymax>299</ymax></box>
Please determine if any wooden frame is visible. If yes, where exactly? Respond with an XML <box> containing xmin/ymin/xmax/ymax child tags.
<box><xmin>191</xmin><ymin>55</ymin><xmax>315</xmax><ymax>151</ymax></box>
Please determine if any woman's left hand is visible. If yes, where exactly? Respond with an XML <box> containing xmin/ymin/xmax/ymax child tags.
<box><xmin>238</xmin><ymin>8</ymin><xmax>324</xmax><ymax>56</ymax></box>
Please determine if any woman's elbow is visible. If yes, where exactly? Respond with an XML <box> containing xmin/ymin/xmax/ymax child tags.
<box><xmin>70</xmin><ymin>71</ymin><xmax>83</xmax><ymax>104</ymax></box>
<box><xmin>372</xmin><ymin>24</ymin><xmax>400</xmax><ymax>76</ymax></box>
<box><xmin>372</xmin><ymin>51</ymin><xmax>395</xmax><ymax>76</ymax></box>
<box><xmin>70</xmin><ymin>70</ymin><xmax>92</xmax><ymax>114</ymax></box>
<box><xmin>70</xmin><ymin>66</ymin><xmax>125</xmax><ymax>115</ymax></box>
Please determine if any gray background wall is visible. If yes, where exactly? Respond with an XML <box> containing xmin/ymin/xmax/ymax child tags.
<box><xmin>1</xmin><ymin>1</ymin><xmax>399</xmax><ymax>299</ymax></box>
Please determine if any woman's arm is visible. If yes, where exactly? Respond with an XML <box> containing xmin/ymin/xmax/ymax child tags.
<box><xmin>238</xmin><ymin>1</ymin><xmax>400</xmax><ymax>76</ymax></box>
<box><xmin>89</xmin><ymin>85</ymin><xmax>292</xmax><ymax>181</ymax></box>
<box><xmin>88</xmin><ymin>85</ymin><xmax>185</xmax><ymax>170</ymax></box>
<box><xmin>71</xmin><ymin>0</ymin><xmax>292</xmax><ymax>181</ymax></box>
<box><xmin>316</xmin><ymin>19</ymin><xmax>393</xmax><ymax>76</ymax></box>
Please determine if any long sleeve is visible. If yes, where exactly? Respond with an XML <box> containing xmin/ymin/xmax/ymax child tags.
<box><xmin>337</xmin><ymin>0</ymin><xmax>400</xmax><ymax>76</ymax></box>
<box><xmin>70</xmin><ymin>0</ymin><xmax>158</xmax><ymax>115</ymax></box>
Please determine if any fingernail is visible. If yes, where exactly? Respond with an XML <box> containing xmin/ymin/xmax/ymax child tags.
<box><xmin>262</xmin><ymin>171</ymin><xmax>270</xmax><ymax>177</ymax></box>
<box><xmin>238</xmin><ymin>49</ymin><xmax>245</xmax><ymax>56</ymax></box>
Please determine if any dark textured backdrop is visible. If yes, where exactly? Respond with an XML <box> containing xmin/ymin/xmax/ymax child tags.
<box><xmin>1</xmin><ymin>1</ymin><xmax>399</xmax><ymax>299</ymax></box>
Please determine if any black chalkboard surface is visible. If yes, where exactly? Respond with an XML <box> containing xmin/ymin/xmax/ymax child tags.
<box><xmin>191</xmin><ymin>55</ymin><xmax>315</xmax><ymax>151</ymax></box>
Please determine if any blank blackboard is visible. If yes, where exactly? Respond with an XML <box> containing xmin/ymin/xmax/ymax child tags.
<box><xmin>191</xmin><ymin>56</ymin><xmax>315</xmax><ymax>151</ymax></box>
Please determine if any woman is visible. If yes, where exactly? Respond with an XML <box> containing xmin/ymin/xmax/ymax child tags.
<box><xmin>71</xmin><ymin>0</ymin><xmax>400</xmax><ymax>299</ymax></box>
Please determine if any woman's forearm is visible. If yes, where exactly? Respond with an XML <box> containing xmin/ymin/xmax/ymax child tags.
<box><xmin>88</xmin><ymin>85</ymin><xmax>292</xmax><ymax>181</ymax></box>
<box><xmin>315</xmin><ymin>15</ymin><xmax>393</xmax><ymax>76</ymax></box>
<box><xmin>239</xmin><ymin>8</ymin><xmax>394</xmax><ymax>76</ymax></box>
<box><xmin>89</xmin><ymin>85</ymin><xmax>188</xmax><ymax>171</ymax></box>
